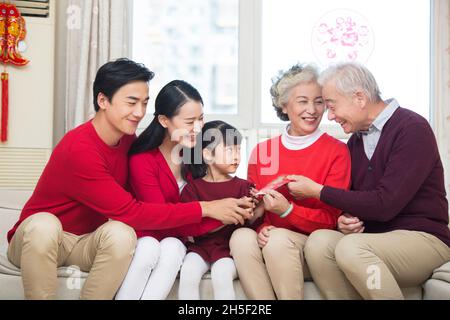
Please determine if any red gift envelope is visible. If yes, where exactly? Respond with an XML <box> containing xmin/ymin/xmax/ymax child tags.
<box><xmin>255</xmin><ymin>177</ymin><xmax>294</xmax><ymax>199</ymax></box>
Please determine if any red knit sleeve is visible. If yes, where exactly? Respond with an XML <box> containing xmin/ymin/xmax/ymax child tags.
<box><xmin>65</xmin><ymin>147</ymin><xmax>202</xmax><ymax>230</ymax></box>
<box><xmin>128</xmin><ymin>153</ymin><xmax>168</xmax><ymax>203</ymax></box>
<box><xmin>286</xmin><ymin>143</ymin><xmax>351</xmax><ymax>233</ymax></box>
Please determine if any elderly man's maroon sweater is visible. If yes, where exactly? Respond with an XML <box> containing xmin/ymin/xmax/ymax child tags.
<box><xmin>321</xmin><ymin>107</ymin><xmax>450</xmax><ymax>247</ymax></box>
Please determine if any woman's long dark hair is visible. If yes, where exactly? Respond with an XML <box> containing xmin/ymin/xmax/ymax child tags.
<box><xmin>129</xmin><ymin>80</ymin><xmax>203</xmax><ymax>155</ymax></box>
<box><xmin>188</xmin><ymin>120</ymin><xmax>242</xmax><ymax>179</ymax></box>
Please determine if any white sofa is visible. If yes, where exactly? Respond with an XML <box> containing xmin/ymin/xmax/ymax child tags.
<box><xmin>0</xmin><ymin>190</ymin><xmax>448</xmax><ymax>300</ymax></box>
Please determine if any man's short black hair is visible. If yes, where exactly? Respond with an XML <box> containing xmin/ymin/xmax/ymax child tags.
<box><xmin>93</xmin><ymin>58</ymin><xmax>155</xmax><ymax>112</ymax></box>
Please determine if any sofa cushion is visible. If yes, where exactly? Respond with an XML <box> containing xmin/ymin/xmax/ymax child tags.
<box><xmin>0</xmin><ymin>273</ymin><xmax>86</xmax><ymax>300</ymax></box>
<box><xmin>0</xmin><ymin>190</ymin><xmax>32</xmax><ymax>248</ymax></box>
<box><xmin>0</xmin><ymin>207</ymin><xmax>21</xmax><ymax>248</ymax></box>
<box><xmin>0</xmin><ymin>190</ymin><xmax>32</xmax><ymax>210</ymax></box>
<box><xmin>431</xmin><ymin>261</ymin><xmax>450</xmax><ymax>283</ymax></box>
<box><xmin>423</xmin><ymin>278</ymin><xmax>450</xmax><ymax>300</ymax></box>
<box><xmin>0</xmin><ymin>244</ymin><xmax>89</xmax><ymax>279</ymax></box>
<box><xmin>0</xmin><ymin>190</ymin><xmax>439</xmax><ymax>300</ymax></box>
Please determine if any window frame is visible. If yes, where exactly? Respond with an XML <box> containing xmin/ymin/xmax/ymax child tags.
<box><xmin>236</xmin><ymin>0</ymin><xmax>350</xmax><ymax>140</ymax></box>
<box><xmin>130</xmin><ymin>0</ymin><xmax>434</xmax><ymax>157</ymax></box>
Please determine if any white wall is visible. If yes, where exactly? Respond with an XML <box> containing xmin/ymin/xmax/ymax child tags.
<box><xmin>0</xmin><ymin>1</ymin><xmax>56</xmax><ymax>190</ymax></box>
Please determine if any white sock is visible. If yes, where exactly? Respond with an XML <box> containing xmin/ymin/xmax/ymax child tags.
<box><xmin>178</xmin><ymin>252</ymin><xmax>209</xmax><ymax>300</ymax></box>
<box><xmin>115</xmin><ymin>237</ymin><xmax>160</xmax><ymax>300</ymax></box>
<box><xmin>141</xmin><ymin>237</ymin><xmax>187</xmax><ymax>300</ymax></box>
<box><xmin>211</xmin><ymin>258</ymin><xmax>237</xmax><ymax>300</ymax></box>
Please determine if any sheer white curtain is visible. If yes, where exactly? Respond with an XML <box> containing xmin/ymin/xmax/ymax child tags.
<box><xmin>64</xmin><ymin>0</ymin><xmax>131</xmax><ymax>131</ymax></box>
<box><xmin>432</xmin><ymin>0</ymin><xmax>450</xmax><ymax>204</ymax></box>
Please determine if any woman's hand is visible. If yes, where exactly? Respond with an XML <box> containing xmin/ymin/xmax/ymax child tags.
<box><xmin>286</xmin><ymin>175</ymin><xmax>323</xmax><ymax>200</ymax></box>
<box><xmin>200</xmin><ymin>197</ymin><xmax>254</xmax><ymax>225</ymax></box>
<box><xmin>257</xmin><ymin>225</ymin><xmax>275</xmax><ymax>248</ymax></box>
<box><xmin>337</xmin><ymin>213</ymin><xmax>365</xmax><ymax>234</ymax></box>
<box><xmin>262</xmin><ymin>189</ymin><xmax>291</xmax><ymax>216</ymax></box>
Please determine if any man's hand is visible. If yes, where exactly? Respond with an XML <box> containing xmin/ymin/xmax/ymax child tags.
<box><xmin>257</xmin><ymin>225</ymin><xmax>275</xmax><ymax>248</ymax></box>
<box><xmin>286</xmin><ymin>175</ymin><xmax>323</xmax><ymax>199</ymax></box>
<box><xmin>262</xmin><ymin>189</ymin><xmax>290</xmax><ymax>216</ymax></box>
<box><xmin>200</xmin><ymin>197</ymin><xmax>254</xmax><ymax>225</ymax></box>
<box><xmin>337</xmin><ymin>213</ymin><xmax>365</xmax><ymax>234</ymax></box>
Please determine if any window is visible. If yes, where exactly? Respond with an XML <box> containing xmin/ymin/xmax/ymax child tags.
<box><xmin>132</xmin><ymin>0</ymin><xmax>432</xmax><ymax>178</ymax></box>
<box><xmin>132</xmin><ymin>0</ymin><xmax>239</xmax><ymax>129</ymax></box>
<box><xmin>260</xmin><ymin>0</ymin><xmax>431</xmax><ymax>126</ymax></box>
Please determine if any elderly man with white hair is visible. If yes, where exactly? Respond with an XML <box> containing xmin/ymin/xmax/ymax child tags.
<box><xmin>286</xmin><ymin>62</ymin><xmax>450</xmax><ymax>300</ymax></box>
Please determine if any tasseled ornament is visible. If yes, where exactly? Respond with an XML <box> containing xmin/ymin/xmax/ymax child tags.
<box><xmin>1</xmin><ymin>72</ymin><xmax>8</xmax><ymax>142</ymax></box>
<box><xmin>0</xmin><ymin>2</ymin><xmax>29</xmax><ymax>143</ymax></box>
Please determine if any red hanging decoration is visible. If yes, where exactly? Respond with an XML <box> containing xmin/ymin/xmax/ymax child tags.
<box><xmin>1</xmin><ymin>72</ymin><xmax>7</xmax><ymax>142</ymax></box>
<box><xmin>0</xmin><ymin>1</ymin><xmax>29</xmax><ymax>143</ymax></box>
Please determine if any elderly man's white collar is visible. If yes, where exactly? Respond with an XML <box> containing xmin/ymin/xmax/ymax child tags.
<box><xmin>356</xmin><ymin>98</ymin><xmax>400</xmax><ymax>138</ymax></box>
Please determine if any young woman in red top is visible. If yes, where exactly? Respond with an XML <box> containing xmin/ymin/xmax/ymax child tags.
<box><xmin>229</xmin><ymin>63</ymin><xmax>352</xmax><ymax>300</ymax></box>
<box><xmin>115</xmin><ymin>81</ymin><xmax>253</xmax><ymax>300</ymax></box>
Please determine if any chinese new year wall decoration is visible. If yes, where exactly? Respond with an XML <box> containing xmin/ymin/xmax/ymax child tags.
<box><xmin>0</xmin><ymin>1</ymin><xmax>29</xmax><ymax>142</ymax></box>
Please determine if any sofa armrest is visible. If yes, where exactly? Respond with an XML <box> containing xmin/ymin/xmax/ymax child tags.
<box><xmin>0</xmin><ymin>190</ymin><xmax>32</xmax><ymax>248</ymax></box>
<box><xmin>0</xmin><ymin>208</ymin><xmax>21</xmax><ymax>248</ymax></box>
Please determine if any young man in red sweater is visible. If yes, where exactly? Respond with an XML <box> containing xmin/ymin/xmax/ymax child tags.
<box><xmin>6</xmin><ymin>58</ymin><xmax>252</xmax><ymax>300</ymax></box>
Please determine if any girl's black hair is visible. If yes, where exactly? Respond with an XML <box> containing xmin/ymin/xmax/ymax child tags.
<box><xmin>188</xmin><ymin>120</ymin><xmax>242</xmax><ymax>179</ymax></box>
<box><xmin>129</xmin><ymin>80</ymin><xmax>203</xmax><ymax>155</ymax></box>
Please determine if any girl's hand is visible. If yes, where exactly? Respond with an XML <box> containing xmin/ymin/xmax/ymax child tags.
<box><xmin>257</xmin><ymin>225</ymin><xmax>275</xmax><ymax>248</ymax></box>
<box><xmin>248</xmin><ymin>203</ymin><xmax>265</xmax><ymax>224</ymax></box>
<box><xmin>262</xmin><ymin>189</ymin><xmax>291</xmax><ymax>216</ymax></box>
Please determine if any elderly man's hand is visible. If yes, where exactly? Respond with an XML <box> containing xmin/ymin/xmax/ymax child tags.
<box><xmin>337</xmin><ymin>213</ymin><xmax>365</xmax><ymax>234</ymax></box>
<box><xmin>286</xmin><ymin>175</ymin><xmax>323</xmax><ymax>200</ymax></box>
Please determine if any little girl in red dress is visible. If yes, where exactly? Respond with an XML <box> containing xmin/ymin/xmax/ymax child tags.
<box><xmin>178</xmin><ymin>120</ymin><xmax>262</xmax><ymax>300</ymax></box>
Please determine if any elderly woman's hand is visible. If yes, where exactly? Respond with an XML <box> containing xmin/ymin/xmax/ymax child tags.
<box><xmin>257</xmin><ymin>225</ymin><xmax>276</xmax><ymax>248</ymax></box>
<box><xmin>262</xmin><ymin>189</ymin><xmax>291</xmax><ymax>216</ymax></box>
<box><xmin>286</xmin><ymin>175</ymin><xmax>323</xmax><ymax>200</ymax></box>
<box><xmin>337</xmin><ymin>213</ymin><xmax>365</xmax><ymax>234</ymax></box>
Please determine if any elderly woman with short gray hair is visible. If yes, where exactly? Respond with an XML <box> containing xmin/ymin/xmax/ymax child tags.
<box><xmin>229</xmin><ymin>63</ymin><xmax>352</xmax><ymax>300</ymax></box>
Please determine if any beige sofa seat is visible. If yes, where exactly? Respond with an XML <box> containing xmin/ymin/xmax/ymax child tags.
<box><xmin>0</xmin><ymin>190</ymin><xmax>89</xmax><ymax>300</ymax></box>
<box><xmin>423</xmin><ymin>262</ymin><xmax>450</xmax><ymax>300</ymax></box>
<box><xmin>0</xmin><ymin>243</ymin><xmax>88</xmax><ymax>300</ymax></box>
<box><xmin>0</xmin><ymin>190</ymin><xmax>445</xmax><ymax>300</ymax></box>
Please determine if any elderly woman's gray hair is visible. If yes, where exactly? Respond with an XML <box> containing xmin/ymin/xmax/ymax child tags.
<box><xmin>318</xmin><ymin>62</ymin><xmax>381</xmax><ymax>103</ymax></box>
<box><xmin>270</xmin><ymin>63</ymin><xmax>320</xmax><ymax>121</ymax></box>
